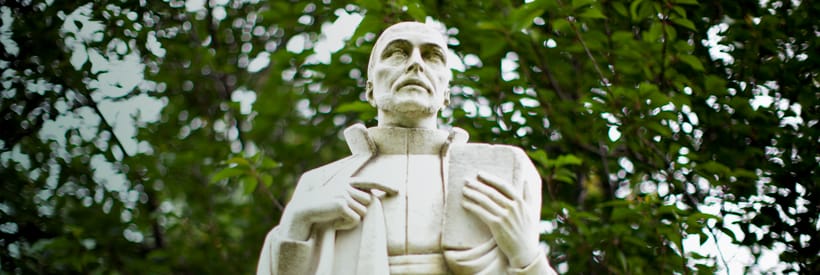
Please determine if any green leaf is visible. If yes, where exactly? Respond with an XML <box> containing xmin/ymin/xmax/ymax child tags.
<box><xmin>405</xmin><ymin>2</ymin><xmax>426</xmax><ymax>21</ymax></box>
<box><xmin>571</xmin><ymin>0</ymin><xmax>595</xmax><ymax>9</ymax></box>
<box><xmin>242</xmin><ymin>176</ymin><xmax>258</xmax><ymax>195</ymax></box>
<box><xmin>479</xmin><ymin>36</ymin><xmax>507</xmax><ymax>57</ymax></box>
<box><xmin>356</xmin><ymin>0</ymin><xmax>383</xmax><ymax>11</ymax></box>
<box><xmin>612</xmin><ymin>2</ymin><xmax>628</xmax><ymax>16</ymax></box>
<box><xmin>527</xmin><ymin>150</ymin><xmax>550</xmax><ymax>167</ymax></box>
<box><xmin>226</xmin><ymin>157</ymin><xmax>251</xmax><ymax>167</ymax></box>
<box><xmin>697</xmin><ymin>161</ymin><xmax>731</xmax><ymax>177</ymax></box>
<box><xmin>644</xmin><ymin>22</ymin><xmax>664</xmax><ymax>42</ymax></box>
<box><xmin>554</xmin><ymin>154</ymin><xmax>583</xmax><ymax>166</ymax></box>
<box><xmin>476</xmin><ymin>21</ymin><xmax>504</xmax><ymax>31</ymax></box>
<box><xmin>704</xmin><ymin>75</ymin><xmax>727</xmax><ymax>95</ymax></box>
<box><xmin>732</xmin><ymin>168</ymin><xmax>758</xmax><ymax>180</ymax></box>
<box><xmin>638</xmin><ymin>82</ymin><xmax>659</xmax><ymax>96</ymax></box>
<box><xmin>700</xmin><ymin>231</ymin><xmax>709</xmax><ymax>245</ymax></box>
<box><xmin>678</xmin><ymin>54</ymin><xmax>704</xmax><ymax>71</ymax></box>
<box><xmin>618</xmin><ymin>251</ymin><xmax>628</xmax><ymax>271</ymax></box>
<box><xmin>672</xmin><ymin>0</ymin><xmax>699</xmax><ymax>5</ymax></box>
<box><xmin>719</xmin><ymin>226</ymin><xmax>738</xmax><ymax>242</ymax></box>
<box><xmin>350</xmin><ymin>14</ymin><xmax>381</xmax><ymax>43</ymax></box>
<box><xmin>688</xmin><ymin>213</ymin><xmax>720</xmax><ymax>233</ymax></box>
<box><xmin>658</xmin><ymin>204</ymin><xmax>682</xmax><ymax>216</ymax></box>
<box><xmin>511</xmin><ymin>1</ymin><xmax>548</xmax><ymax>31</ymax></box>
<box><xmin>647</xmin><ymin>122</ymin><xmax>673</xmax><ymax>137</ymax></box>
<box><xmin>656</xmin><ymin>110</ymin><xmax>678</xmax><ymax>121</ymax></box>
<box><xmin>648</xmin><ymin>90</ymin><xmax>671</xmax><ymax>107</ymax></box>
<box><xmin>261</xmin><ymin>157</ymin><xmax>280</xmax><ymax>169</ymax></box>
<box><xmin>611</xmin><ymin>206</ymin><xmax>636</xmax><ymax>221</ymax></box>
<box><xmin>672</xmin><ymin>6</ymin><xmax>687</xmax><ymax>18</ymax></box>
<box><xmin>574</xmin><ymin>211</ymin><xmax>602</xmax><ymax>222</ymax></box>
<box><xmin>579</xmin><ymin>8</ymin><xmax>607</xmax><ymax>19</ymax></box>
<box><xmin>336</xmin><ymin>101</ymin><xmax>377</xmax><ymax>121</ymax></box>
<box><xmin>551</xmin><ymin>18</ymin><xmax>571</xmax><ymax>33</ymax></box>
<box><xmin>211</xmin><ymin>167</ymin><xmax>244</xmax><ymax>183</ymax></box>
<box><xmin>611</xmin><ymin>31</ymin><xmax>634</xmax><ymax>44</ymax></box>
<box><xmin>670</xmin><ymin>17</ymin><xmax>697</xmax><ymax>31</ymax></box>
<box><xmin>336</xmin><ymin>101</ymin><xmax>372</xmax><ymax>113</ymax></box>
<box><xmin>261</xmin><ymin>174</ymin><xmax>273</xmax><ymax>188</ymax></box>
<box><xmin>666</xmin><ymin>23</ymin><xmax>678</xmax><ymax>41</ymax></box>
<box><xmin>629</xmin><ymin>0</ymin><xmax>644</xmax><ymax>20</ymax></box>
<box><xmin>554</xmin><ymin>169</ymin><xmax>577</xmax><ymax>184</ymax></box>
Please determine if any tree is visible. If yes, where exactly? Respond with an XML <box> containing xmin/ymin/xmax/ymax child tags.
<box><xmin>1</xmin><ymin>0</ymin><xmax>817</xmax><ymax>274</ymax></box>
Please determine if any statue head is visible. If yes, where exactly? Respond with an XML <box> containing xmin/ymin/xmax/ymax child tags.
<box><xmin>366</xmin><ymin>22</ymin><xmax>451</xmax><ymax>128</ymax></box>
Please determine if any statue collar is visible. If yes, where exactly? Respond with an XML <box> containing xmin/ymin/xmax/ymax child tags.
<box><xmin>343</xmin><ymin>124</ymin><xmax>469</xmax><ymax>156</ymax></box>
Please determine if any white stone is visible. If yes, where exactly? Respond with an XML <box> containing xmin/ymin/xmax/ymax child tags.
<box><xmin>257</xmin><ymin>22</ymin><xmax>557</xmax><ymax>275</ymax></box>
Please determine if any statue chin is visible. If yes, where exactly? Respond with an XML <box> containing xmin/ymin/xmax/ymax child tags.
<box><xmin>377</xmin><ymin>97</ymin><xmax>440</xmax><ymax>118</ymax></box>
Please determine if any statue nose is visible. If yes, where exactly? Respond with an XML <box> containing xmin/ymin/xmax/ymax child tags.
<box><xmin>406</xmin><ymin>50</ymin><xmax>424</xmax><ymax>73</ymax></box>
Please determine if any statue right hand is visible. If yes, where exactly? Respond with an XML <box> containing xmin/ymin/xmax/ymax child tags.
<box><xmin>281</xmin><ymin>178</ymin><xmax>397</xmax><ymax>241</ymax></box>
<box><xmin>282</xmin><ymin>184</ymin><xmax>373</xmax><ymax>240</ymax></box>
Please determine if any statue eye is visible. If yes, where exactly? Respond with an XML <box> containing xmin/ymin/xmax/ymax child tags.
<box><xmin>386</xmin><ymin>48</ymin><xmax>407</xmax><ymax>59</ymax></box>
<box><xmin>424</xmin><ymin>50</ymin><xmax>445</xmax><ymax>63</ymax></box>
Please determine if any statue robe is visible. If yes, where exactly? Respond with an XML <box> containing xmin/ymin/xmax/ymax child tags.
<box><xmin>257</xmin><ymin>124</ymin><xmax>556</xmax><ymax>275</ymax></box>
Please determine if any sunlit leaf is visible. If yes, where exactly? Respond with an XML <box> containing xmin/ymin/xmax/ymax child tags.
<box><xmin>211</xmin><ymin>167</ymin><xmax>245</xmax><ymax>183</ymax></box>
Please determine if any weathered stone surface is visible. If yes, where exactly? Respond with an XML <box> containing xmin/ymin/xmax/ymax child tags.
<box><xmin>256</xmin><ymin>21</ymin><xmax>557</xmax><ymax>275</ymax></box>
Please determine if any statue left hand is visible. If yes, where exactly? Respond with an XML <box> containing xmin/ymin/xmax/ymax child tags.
<box><xmin>462</xmin><ymin>171</ymin><xmax>539</xmax><ymax>269</ymax></box>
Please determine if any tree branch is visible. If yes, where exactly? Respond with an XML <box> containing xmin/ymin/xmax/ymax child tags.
<box><xmin>598</xmin><ymin>142</ymin><xmax>614</xmax><ymax>202</ymax></box>
<box><xmin>659</xmin><ymin>9</ymin><xmax>669</xmax><ymax>91</ymax></box>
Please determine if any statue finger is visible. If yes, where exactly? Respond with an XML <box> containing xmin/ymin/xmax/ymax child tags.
<box><xmin>350</xmin><ymin>180</ymin><xmax>399</xmax><ymax>196</ymax></box>
<box><xmin>346</xmin><ymin>194</ymin><xmax>368</xmax><ymax>217</ymax></box>
<box><xmin>333</xmin><ymin>205</ymin><xmax>362</xmax><ymax>230</ymax></box>
<box><xmin>462</xmin><ymin>186</ymin><xmax>506</xmax><ymax>218</ymax></box>
<box><xmin>347</xmin><ymin>186</ymin><xmax>373</xmax><ymax>205</ymax></box>
<box><xmin>462</xmin><ymin>199</ymin><xmax>501</xmax><ymax>226</ymax></box>
<box><xmin>476</xmin><ymin>171</ymin><xmax>518</xmax><ymax>200</ymax></box>
<box><xmin>465</xmin><ymin>179</ymin><xmax>514</xmax><ymax>210</ymax></box>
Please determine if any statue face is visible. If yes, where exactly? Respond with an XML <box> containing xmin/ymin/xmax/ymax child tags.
<box><xmin>367</xmin><ymin>23</ymin><xmax>451</xmax><ymax>117</ymax></box>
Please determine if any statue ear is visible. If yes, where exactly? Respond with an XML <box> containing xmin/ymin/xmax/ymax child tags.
<box><xmin>444</xmin><ymin>88</ymin><xmax>451</xmax><ymax>106</ymax></box>
<box><xmin>366</xmin><ymin>81</ymin><xmax>376</xmax><ymax>107</ymax></box>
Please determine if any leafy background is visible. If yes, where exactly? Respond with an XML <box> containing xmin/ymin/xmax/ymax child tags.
<box><xmin>1</xmin><ymin>0</ymin><xmax>817</xmax><ymax>274</ymax></box>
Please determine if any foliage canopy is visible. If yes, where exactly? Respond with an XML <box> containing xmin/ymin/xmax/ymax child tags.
<box><xmin>1</xmin><ymin>0</ymin><xmax>817</xmax><ymax>274</ymax></box>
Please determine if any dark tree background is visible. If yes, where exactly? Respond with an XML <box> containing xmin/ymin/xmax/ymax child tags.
<box><xmin>1</xmin><ymin>0</ymin><xmax>817</xmax><ymax>274</ymax></box>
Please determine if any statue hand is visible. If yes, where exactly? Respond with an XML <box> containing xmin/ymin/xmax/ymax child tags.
<box><xmin>282</xmin><ymin>184</ymin><xmax>373</xmax><ymax>241</ymax></box>
<box><xmin>461</xmin><ymin>171</ymin><xmax>539</xmax><ymax>269</ymax></box>
<box><xmin>282</xmin><ymin>178</ymin><xmax>398</xmax><ymax>241</ymax></box>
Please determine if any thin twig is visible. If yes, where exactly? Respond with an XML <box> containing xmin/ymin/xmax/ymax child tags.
<box><xmin>256</xmin><ymin>173</ymin><xmax>284</xmax><ymax>212</ymax></box>
<box><xmin>525</xmin><ymin>38</ymin><xmax>570</xmax><ymax>101</ymax></box>
<box><xmin>78</xmin><ymin>91</ymin><xmax>131</xmax><ymax>158</ymax></box>
<box><xmin>659</xmin><ymin>10</ymin><xmax>669</xmax><ymax>91</ymax></box>
<box><xmin>710</xmin><ymin>204</ymin><xmax>732</xmax><ymax>273</ymax></box>
<box><xmin>598</xmin><ymin>142</ymin><xmax>614</xmax><ymax>201</ymax></box>
<box><xmin>678</xmin><ymin>221</ymin><xmax>689</xmax><ymax>275</ymax></box>
<box><xmin>602</xmin><ymin>2</ymin><xmax>618</xmax><ymax>85</ymax></box>
<box><xmin>556</xmin><ymin>0</ymin><xmax>611</xmax><ymax>93</ymax></box>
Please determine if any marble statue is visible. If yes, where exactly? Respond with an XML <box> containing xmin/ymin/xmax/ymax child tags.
<box><xmin>257</xmin><ymin>22</ymin><xmax>557</xmax><ymax>275</ymax></box>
